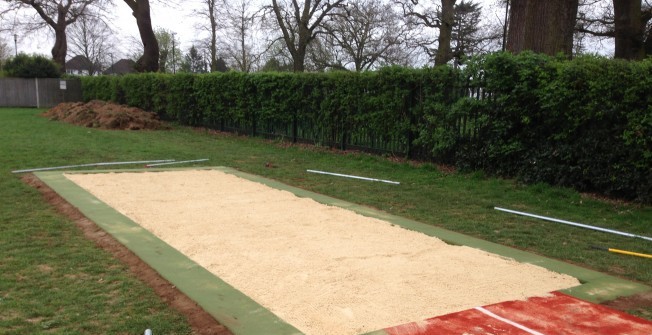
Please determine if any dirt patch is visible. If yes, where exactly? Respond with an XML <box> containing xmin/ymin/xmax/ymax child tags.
<box><xmin>602</xmin><ymin>291</ymin><xmax>652</xmax><ymax>319</ymax></box>
<box><xmin>43</xmin><ymin>100</ymin><xmax>166</xmax><ymax>130</ymax></box>
<box><xmin>22</xmin><ymin>174</ymin><xmax>230</xmax><ymax>335</ymax></box>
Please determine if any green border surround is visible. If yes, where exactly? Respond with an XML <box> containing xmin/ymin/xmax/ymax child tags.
<box><xmin>34</xmin><ymin>167</ymin><xmax>651</xmax><ymax>335</ymax></box>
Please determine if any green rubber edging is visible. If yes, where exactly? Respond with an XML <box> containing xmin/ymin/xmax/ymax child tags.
<box><xmin>224</xmin><ymin>168</ymin><xmax>651</xmax><ymax>303</ymax></box>
<box><xmin>34</xmin><ymin>168</ymin><xmax>303</xmax><ymax>335</ymax></box>
<box><xmin>34</xmin><ymin>167</ymin><xmax>651</xmax><ymax>335</ymax></box>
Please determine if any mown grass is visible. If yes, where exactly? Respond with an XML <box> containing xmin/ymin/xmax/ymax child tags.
<box><xmin>1</xmin><ymin>108</ymin><xmax>650</xmax><ymax>333</ymax></box>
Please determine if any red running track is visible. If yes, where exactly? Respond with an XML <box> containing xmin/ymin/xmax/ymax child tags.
<box><xmin>384</xmin><ymin>292</ymin><xmax>652</xmax><ymax>335</ymax></box>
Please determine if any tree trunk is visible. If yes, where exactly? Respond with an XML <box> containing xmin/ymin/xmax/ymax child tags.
<box><xmin>613</xmin><ymin>0</ymin><xmax>644</xmax><ymax>60</ymax></box>
<box><xmin>293</xmin><ymin>43</ymin><xmax>306</xmax><ymax>72</ymax></box>
<box><xmin>209</xmin><ymin>0</ymin><xmax>219</xmax><ymax>72</ymax></box>
<box><xmin>507</xmin><ymin>0</ymin><xmax>578</xmax><ymax>56</ymax></box>
<box><xmin>50</xmin><ymin>4</ymin><xmax>68</xmax><ymax>72</ymax></box>
<box><xmin>292</xmin><ymin>19</ymin><xmax>310</xmax><ymax>72</ymax></box>
<box><xmin>645</xmin><ymin>28</ymin><xmax>652</xmax><ymax>56</ymax></box>
<box><xmin>434</xmin><ymin>0</ymin><xmax>455</xmax><ymax>66</ymax></box>
<box><xmin>240</xmin><ymin>21</ymin><xmax>248</xmax><ymax>72</ymax></box>
<box><xmin>51</xmin><ymin>26</ymin><xmax>67</xmax><ymax>72</ymax></box>
<box><xmin>126</xmin><ymin>0</ymin><xmax>159</xmax><ymax>72</ymax></box>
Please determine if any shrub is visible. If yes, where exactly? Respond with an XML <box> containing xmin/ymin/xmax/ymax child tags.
<box><xmin>4</xmin><ymin>53</ymin><xmax>61</xmax><ymax>78</ymax></box>
<box><xmin>81</xmin><ymin>55</ymin><xmax>652</xmax><ymax>203</ymax></box>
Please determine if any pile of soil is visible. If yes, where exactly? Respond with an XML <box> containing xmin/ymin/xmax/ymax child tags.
<box><xmin>43</xmin><ymin>100</ymin><xmax>166</xmax><ymax>130</ymax></box>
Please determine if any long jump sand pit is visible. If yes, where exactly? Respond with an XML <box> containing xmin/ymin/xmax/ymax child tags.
<box><xmin>64</xmin><ymin>169</ymin><xmax>580</xmax><ymax>335</ymax></box>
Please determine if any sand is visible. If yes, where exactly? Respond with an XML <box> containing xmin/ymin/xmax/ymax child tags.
<box><xmin>65</xmin><ymin>170</ymin><xmax>580</xmax><ymax>335</ymax></box>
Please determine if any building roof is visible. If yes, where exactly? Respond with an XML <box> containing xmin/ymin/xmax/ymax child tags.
<box><xmin>103</xmin><ymin>59</ymin><xmax>136</xmax><ymax>75</ymax></box>
<box><xmin>66</xmin><ymin>55</ymin><xmax>94</xmax><ymax>72</ymax></box>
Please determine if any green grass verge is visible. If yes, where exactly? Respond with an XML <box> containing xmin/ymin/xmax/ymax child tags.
<box><xmin>1</xmin><ymin>108</ymin><xmax>651</xmax><ymax>334</ymax></box>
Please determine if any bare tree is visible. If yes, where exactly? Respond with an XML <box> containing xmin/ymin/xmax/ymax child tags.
<box><xmin>308</xmin><ymin>30</ymin><xmax>348</xmax><ymax>70</ymax></box>
<box><xmin>221</xmin><ymin>0</ymin><xmax>265</xmax><ymax>72</ymax></box>
<box><xmin>268</xmin><ymin>0</ymin><xmax>346</xmax><ymax>72</ymax></box>
<box><xmin>506</xmin><ymin>0</ymin><xmax>579</xmax><ymax>56</ymax></box>
<box><xmin>3</xmin><ymin>0</ymin><xmax>102</xmax><ymax>71</ymax></box>
<box><xmin>317</xmin><ymin>0</ymin><xmax>412</xmax><ymax>71</ymax></box>
<box><xmin>0</xmin><ymin>38</ymin><xmax>9</xmax><ymax>71</ymax></box>
<box><xmin>260</xmin><ymin>38</ymin><xmax>294</xmax><ymax>71</ymax></box>
<box><xmin>123</xmin><ymin>0</ymin><xmax>159</xmax><ymax>72</ymax></box>
<box><xmin>396</xmin><ymin>0</ymin><xmax>457</xmax><ymax>66</ymax></box>
<box><xmin>193</xmin><ymin>0</ymin><xmax>220</xmax><ymax>71</ymax></box>
<box><xmin>67</xmin><ymin>14</ymin><xmax>115</xmax><ymax>74</ymax></box>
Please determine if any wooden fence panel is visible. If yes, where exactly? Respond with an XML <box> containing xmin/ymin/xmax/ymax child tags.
<box><xmin>0</xmin><ymin>78</ymin><xmax>83</xmax><ymax>108</ymax></box>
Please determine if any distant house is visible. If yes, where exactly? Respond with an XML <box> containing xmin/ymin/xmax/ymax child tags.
<box><xmin>66</xmin><ymin>55</ymin><xmax>98</xmax><ymax>76</ymax></box>
<box><xmin>103</xmin><ymin>59</ymin><xmax>136</xmax><ymax>75</ymax></box>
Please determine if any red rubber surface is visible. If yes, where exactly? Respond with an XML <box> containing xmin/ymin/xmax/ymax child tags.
<box><xmin>385</xmin><ymin>292</ymin><xmax>652</xmax><ymax>335</ymax></box>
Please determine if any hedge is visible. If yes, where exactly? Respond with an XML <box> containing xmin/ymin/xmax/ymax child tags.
<box><xmin>81</xmin><ymin>53</ymin><xmax>652</xmax><ymax>203</ymax></box>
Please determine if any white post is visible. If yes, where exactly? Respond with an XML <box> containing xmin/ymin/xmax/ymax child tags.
<box><xmin>494</xmin><ymin>207</ymin><xmax>652</xmax><ymax>242</ymax></box>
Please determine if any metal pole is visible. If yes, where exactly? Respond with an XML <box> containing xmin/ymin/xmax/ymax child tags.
<box><xmin>592</xmin><ymin>246</ymin><xmax>652</xmax><ymax>259</ymax></box>
<box><xmin>145</xmin><ymin>158</ymin><xmax>209</xmax><ymax>167</ymax></box>
<box><xmin>14</xmin><ymin>34</ymin><xmax>18</xmax><ymax>56</ymax></box>
<box><xmin>12</xmin><ymin>159</ymin><xmax>176</xmax><ymax>174</ymax></box>
<box><xmin>494</xmin><ymin>207</ymin><xmax>652</xmax><ymax>242</ymax></box>
<box><xmin>306</xmin><ymin>169</ymin><xmax>400</xmax><ymax>185</ymax></box>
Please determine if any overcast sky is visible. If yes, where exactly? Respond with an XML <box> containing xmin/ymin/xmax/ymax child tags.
<box><xmin>1</xmin><ymin>0</ymin><xmax>613</xmax><ymax>62</ymax></box>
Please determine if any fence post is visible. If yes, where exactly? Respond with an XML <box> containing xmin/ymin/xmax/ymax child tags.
<box><xmin>292</xmin><ymin>113</ymin><xmax>298</xmax><ymax>143</ymax></box>
<box><xmin>35</xmin><ymin>78</ymin><xmax>40</xmax><ymax>108</ymax></box>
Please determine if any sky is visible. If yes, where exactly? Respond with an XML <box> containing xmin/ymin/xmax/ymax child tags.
<box><xmin>2</xmin><ymin>1</ymin><xmax>199</xmax><ymax>59</ymax></box>
<box><xmin>1</xmin><ymin>0</ymin><xmax>613</xmax><ymax>63</ymax></box>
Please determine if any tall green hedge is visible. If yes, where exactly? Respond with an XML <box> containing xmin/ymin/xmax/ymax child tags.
<box><xmin>81</xmin><ymin>53</ymin><xmax>652</xmax><ymax>202</ymax></box>
<box><xmin>444</xmin><ymin>53</ymin><xmax>652</xmax><ymax>202</ymax></box>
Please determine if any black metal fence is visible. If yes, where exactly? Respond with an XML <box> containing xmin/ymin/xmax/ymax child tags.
<box><xmin>207</xmin><ymin>80</ymin><xmax>489</xmax><ymax>160</ymax></box>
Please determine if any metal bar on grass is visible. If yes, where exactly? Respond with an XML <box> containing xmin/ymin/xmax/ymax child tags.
<box><xmin>591</xmin><ymin>246</ymin><xmax>652</xmax><ymax>259</ymax></box>
<box><xmin>11</xmin><ymin>160</ymin><xmax>175</xmax><ymax>174</ymax></box>
<box><xmin>145</xmin><ymin>159</ymin><xmax>209</xmax><ymax>167</ymax></box>
<box><xmin>495</xmin><ymin>207</ymin><xmax>652</xmax><ymax>242</ymax></box>
<box><xmin>306</xmin><ymin>169</ymin><xmax>400</xmax><ymax>185</ymax></box>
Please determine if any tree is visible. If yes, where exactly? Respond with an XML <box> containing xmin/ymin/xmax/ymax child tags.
<box><xmin>268</xmin><ymin>0</ymin><xmax>346</xmax><ymax>72</ymax></box>
<box><xmin>614</xmin><ymin>0</ymin><xmax>645</xmax><ymax>58</ymax></box>
<box><xmin>577</xmin><ymin>0</ymin><xmax>651</xmax><ymax>59</ymax></box>
<box><xmin>154</xmin><ymin>28</ymin><xmax>181</xmax><ymax>73</ymax></box>
<box><xmin>67</xmin><ymin>14</ymin><xmax>115</xmax><ymax>75</ymax></box>
<box><xmin>0</xmin><ymin>38</ymin><xmax>10</xmax><ymax>72</ymax></box>
<box><xmin>506</xmin><ymin>0</ymin><xmax>579</xmax><ymax>56</ymax></box>
<box><xmin>123</xmin><ymin>0</ymin><xmax>159</xmax><ymax>72</ymax></box>
<box><xmin>450</xmin><ymin>1</ymin><xmax>487</xmax><ymax>60</ymax></box>
<box><xmin>397</xmin><ymin>0</ymin><xmax>457</xmax><ymax>66</ymax></box>
<box><xmin>317</xmin><ymin>0</ymin><xmax>412</xmax><ymax>71</ymax></box>
<box><xmin>193</xmin><ymin>0</ymin><xmax>220</xmax><ymax>71</ymax></box>
<box><xmin>221</xmin><ymin>0</ymin><xmax>264</xmax><ymax>72</ymax></box>
<box><xmin>180</xmin><ymin>45</ymin><xmax>208</xmax><ymax>73</ymax></box>
<box><xmin>3</xmin><ymin>0</ymin><xmax>101</xmax><ymax>72</ymax></box>
<box><xmin>260</xmin><ymin>56</ymin><xmax>293</xmax><ymax>71</ymax></box>
<box><xmin>4</xmin><ymin>53</ymin><xmax>61</xmax><ymax>77</ymax></box>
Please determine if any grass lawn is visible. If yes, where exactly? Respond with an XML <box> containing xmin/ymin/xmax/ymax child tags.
<box><xmin>1</xmin><ymin>107</ymin><xmax>650</xmax><ymax>334</ymax></box>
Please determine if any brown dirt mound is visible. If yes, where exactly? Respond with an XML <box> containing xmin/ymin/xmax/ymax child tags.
<box><xmin>43</xmin><ymin>100</ymin><xmax>166</xmax><ymax>130</ymax></box>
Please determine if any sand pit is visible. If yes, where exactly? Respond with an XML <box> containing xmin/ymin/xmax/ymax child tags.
<box><xmin>64</xmin><ymin>169</ymin><xmax>580</xmax><ymax>335</ymax></box>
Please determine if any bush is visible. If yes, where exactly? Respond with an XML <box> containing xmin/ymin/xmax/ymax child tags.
<box><xmin>81</xmin><ymin>55</ymin><xmax>652</xmax><ymax>203</ymax></box>
<box><xmin>4</xmin><ymin>53</ymin><xmax>61</xmax><ymax>78</ymax></box>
